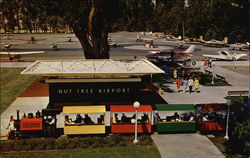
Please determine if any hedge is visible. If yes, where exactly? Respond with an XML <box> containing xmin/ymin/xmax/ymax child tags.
<box><xmin>0</xmin><ymin>135</ymin><xmax>153</xmax><ymax>152</ymax></box>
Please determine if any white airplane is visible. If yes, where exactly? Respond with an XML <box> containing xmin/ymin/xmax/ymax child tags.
<box><xmin>203</xmin><ymin>50</ymin><xmax>247</xmax><ymax>61</ymax></box>
<box><xmin>229</xmin><ymin>42</ymin><xmax>250</xmax><ymax>51</ymax></box>
<box><xmin>166</xmin><ymin>35</ymin><xmax>182</xmax><ymax>41</ymax></box>
<box><xmin>136</xmin><ymin>35</ymin><xmax>158</xmax><ymax>43</ymax></box>
<box><xmin>0</xmin><ymin>51</ymin><xmax>45</xmax><ymax>55</ymax></box>
<box><xmin>0</xmin><ymin>50</ymin><xmax>45</xmax><ymax>62</ymax></box>
<box><xmin>123</xmin><ymin>42</ymin><xmax>172</xmax><ymax>54</ymax></box>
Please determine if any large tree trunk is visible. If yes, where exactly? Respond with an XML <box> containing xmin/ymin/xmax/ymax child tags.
<box><xmin>73</xmin><ymin>0</ymin><xmax>110</xmax><ymax>59</ymax></box>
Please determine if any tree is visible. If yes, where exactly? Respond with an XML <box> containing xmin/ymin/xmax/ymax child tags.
<box><xmin>45</xmin><ymin>0</ymin><xmax>121</xmax><ymax>59</ymax></box>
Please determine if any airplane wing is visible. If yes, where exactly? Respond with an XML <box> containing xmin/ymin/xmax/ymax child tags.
<box><xmin>202</xmin><ymin>54</ymin><xmax>229</xmax><ymax>60</ymax></box>
<box><xmin>0</xmin><ymin>51</ymin><xmax>45</xmax><ymax>55</ymax></box>
<box><xmin>16</xmin><ymin>38</ymin><xmax>47</xmax><ymax>41</ymax></box>
<box><xmin>0</xmin><ymin>41</ymin><xmax>28</xmax><ymax>45</ymax></box>
<box><xmin>36</xmin><ymin>38</ymin><xmax>47</xmax><ymax>41</ymax></box>
<box><xmin>182</xmin><ymin>45</ymin><xmax>196</xmax><ymax>55</ymax></box>
<box><xmin>234</xmin><ymin>53</ymin><xmax>247</xmax><ymax>60</ymax></box>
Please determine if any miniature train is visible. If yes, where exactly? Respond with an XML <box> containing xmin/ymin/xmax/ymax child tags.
<box><xmin>7</xmin><ymin>104</ymin><xmax>239</xmax><ymax>139</ymax></box>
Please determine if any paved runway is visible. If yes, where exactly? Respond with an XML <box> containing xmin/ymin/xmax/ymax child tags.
<box><xmin>1</xmin><ymin>32</ymin><xmax>249</xmax><ymax>62</ymax></box>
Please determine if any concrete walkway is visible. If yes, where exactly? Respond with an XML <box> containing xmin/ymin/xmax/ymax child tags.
<box><xmin>151</xmin><ymin>133</ymin><xmax>225</xmax><ymax>158</ymax></box>
<box><xmin>160</xmin><ymin>65</ymin><xmax>249</xmax><ymax>104</ymax></box>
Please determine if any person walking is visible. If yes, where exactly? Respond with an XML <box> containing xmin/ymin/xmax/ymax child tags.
<box><xmin>188</xmin><ymin>77</ymin><xmax>194</xmax><ymax>93</ymax></box>
<box><xmin>194</xmin><ymin>77</ymin><xmax>200</xmax><ymax>93</ymax></box>
<box><xmin>203</xmin><ymin>58</ymin><xmax>208</xmax><ymax>67</ymax></box>
<box><xmin>176</xmin><ymin>77</ymin><xmax>182</xmax><ymax>93</ymax></box>
<box><xmin>183</xmin><ymin>78</ymin><xmax>188</xmax><ymax>93</ymax></box>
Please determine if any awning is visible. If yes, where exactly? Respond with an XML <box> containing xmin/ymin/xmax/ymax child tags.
<box><xmin>63</xmin><ymin>106</ymin><xmax>106</xmax><ymax>114</ymax></box>
<box><xmin>110</xmin><ymin>105</ymin><xmax>152</xmax><ymax>112</ymax></box>
<box><xmin>196</xmin><ymin>104</ymin><xmax>242</xmax><ymax>112</ymax></box>
<box><xmin>21</xmin><ymin>59</ymin><xmax>164</xmax><ymax>78</ymax></box>
<box><xmin>155</xmin><ymin>104</ymin><xmax>195</xmax><ymax>111</ymax></box>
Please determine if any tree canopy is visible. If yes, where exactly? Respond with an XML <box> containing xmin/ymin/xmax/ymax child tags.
<box><xmin>1</xmin><ymin>0</ymin><xmax>250</xmax><ymax>58</ymax></box>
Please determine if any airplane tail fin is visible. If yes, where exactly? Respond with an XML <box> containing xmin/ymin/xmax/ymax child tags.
<box><xmin>183</xmin><ymin>45</ymin><xmax>196</xmax><ymax>55</ymax></box>
<box><xmin>223</xmin><ymin>37</ymin><xmax>228</xmax><ymax>44</ymax></box>
<box><xmin>199</xmin><ymin>35</ymin><xmax>205</xmax><ymax>42</ymax></box>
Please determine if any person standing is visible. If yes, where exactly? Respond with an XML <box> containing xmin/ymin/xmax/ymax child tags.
<box><xmin>194</xmin><ymin>77</ymin><xmax>200</xmax><ymax>93</ymax></box>
<box><xmin>173</xmin><ymin>69</ymin><xmax>177</xmax><ymax>79</ymax></box>
<box><xmin>183</xmin><ymin>78</ymin><xmax>188</xmax><ymax>93</ymax></box>
<box><xmin>188</xmin><ymin>77</ymin><xmax>194</xmax><ymax>93</ymax></box>
<box><xmin>6</xmin><ymin>116</ymin><xmax>15</xmax><ymax>138</ymax></box>
<box><xmin>208</xmin><ymin>58</ymin><xmax>213</xmax><ymax>68</ymax></box>
<box><xmin>176</xmin><ymin>77</ymin><xmax>182</xmax><ymax>93</ymax></box>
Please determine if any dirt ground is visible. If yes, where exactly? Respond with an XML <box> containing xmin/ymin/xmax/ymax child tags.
<box><xmin>220</xmin><ymin>66</ymin><xmax>249</xmax><ymax>76</ymax></box>
<box><xmin>20</xmin><ymin>77</ymin><xmax>49</xmax><ymax>97</ymax></box>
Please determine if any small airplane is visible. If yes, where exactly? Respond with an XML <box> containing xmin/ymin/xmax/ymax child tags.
<box><xmin>229</xmin><ymin>42</ymin><xmax>250</xmax><ymax>51</ymax></box>
<box><xmin>146</xmin><ymin>45</ymin><xmax>196</xmax><ymax>61</ymax></box>
<box><xmin>136</xmin><ymin>34</ymin><xmax>158</xmax><ymax>43</ymax></box>
<box><xmin>166</xmin><ymin>35</ymin><xmax>182</xmax><ymax>41</ymax></box>
<box><xmin>17</xmin><ymin>36</ymin><xmax>47</xmax><ymax>44</ymax></box>
<box><xmin>203</xmin><ymin>37</ymin><xmax>228</xmax><ymax>47</ymax></box>
<box><xmin>0</xmin><ymin>41</ymin><xmax>31</xmax><ymax>50</ymax></box>
<box><xmin>123</xmin><ymin>40</ymin><xmax>172</xmax><ymax>54</ymax></box>
<box><xmin>108</xmin><ymin>38</ymin><xmax>119</xmax><ymax>47</ymax></box>
<box><xmin>184</xmin><ymin>36</ymin><xmax>204</xmax><ymax>43</ymax></box>
<box><xmin>202</xmin><ymin>50</ymin><xmax>247</xmax><ymax>61</ymax></box>
<box><xmin>0</xmin><ymin>50</ymin><xmax>45</xmax><ymax>62</ymax></box>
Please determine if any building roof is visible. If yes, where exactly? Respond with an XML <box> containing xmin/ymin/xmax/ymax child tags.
<box><xmin>63</xmin><ymin>106</ymin><xmax>106</xmax><ymax>113</ymax></box>
<box><xmin>21</xmin><ymin>59</ymin><xmax>164</xmax><ymax>78</ymax></box>
<box><xmin>155</xmin><ymin>104</ymin><xmax>196</xmax><ymax>111</ymax></box>
<box><xmin>110</xmin><ymin>105</ymin><xmax>152</xmax><ymax>112</ymax></box>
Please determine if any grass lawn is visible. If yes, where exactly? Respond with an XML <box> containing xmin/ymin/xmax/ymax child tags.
<box><xmin>1</xmin><ymin>146</ymin><xmax>161</xmax><ymax>158</ymax></box>
<box><xmin>0</xmin><ymin>68</ymin><xmax>36</xmax><ymax>114</ymax></box>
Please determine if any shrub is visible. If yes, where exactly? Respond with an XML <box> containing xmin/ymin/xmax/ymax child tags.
<box><xmin>228</xmin><ymin>120</ymin><xmax>250</xmax><ymax>156</ymax></box>
<box><xmin>0</xmin><ymin>135</ymin><xmax>154</xmax><ymax>152</ymax></box>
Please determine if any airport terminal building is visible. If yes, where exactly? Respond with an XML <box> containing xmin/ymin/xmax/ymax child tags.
<box><xmin>21</xmin><ymin>59</ymin><xmax>167</xmax><ymax>109</ymax></box>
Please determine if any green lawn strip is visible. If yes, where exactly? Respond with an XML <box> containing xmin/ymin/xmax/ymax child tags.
<box><xmin>225</xmin><ymin>96</ymin><xmax>248</xmax><ymax>104</ymax></box>
<box><xmin>0</xmin><ymin>68</ymin><xmax>36</xmax><ymax>114</ymax></box>
<box><xmin>1</xmin><ymin>145</ymin><xmax>161</xmax><ymax>158</ymax></box>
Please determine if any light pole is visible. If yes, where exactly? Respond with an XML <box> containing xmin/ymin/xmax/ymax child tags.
<box><xmin>233</xmin><ymin>57</ymin><xmax>236</xmax><ymax>70</ymax></box>
<box><xmin>211</xmin><ymin>63</ymin><xmax>215</xmax><ymax>84</ymax></box>
<box><xmin>182</xmin><ymin>0</ymin><xmax>189</xmax><ymax>40</ymax></box>
<box><xmin>249</xmin><ymin>51</ymin><xmax>250</xmax><ymax>103</ymax></box>
<box><xmin>224</xmin><ymin>99</ymin><xmax>232</xmax><ymax>140</ymax></box>
<box><xmin>133</xmin><ymin>101</ymin><xmax>140</xmax><ymax>144</ymax></box>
